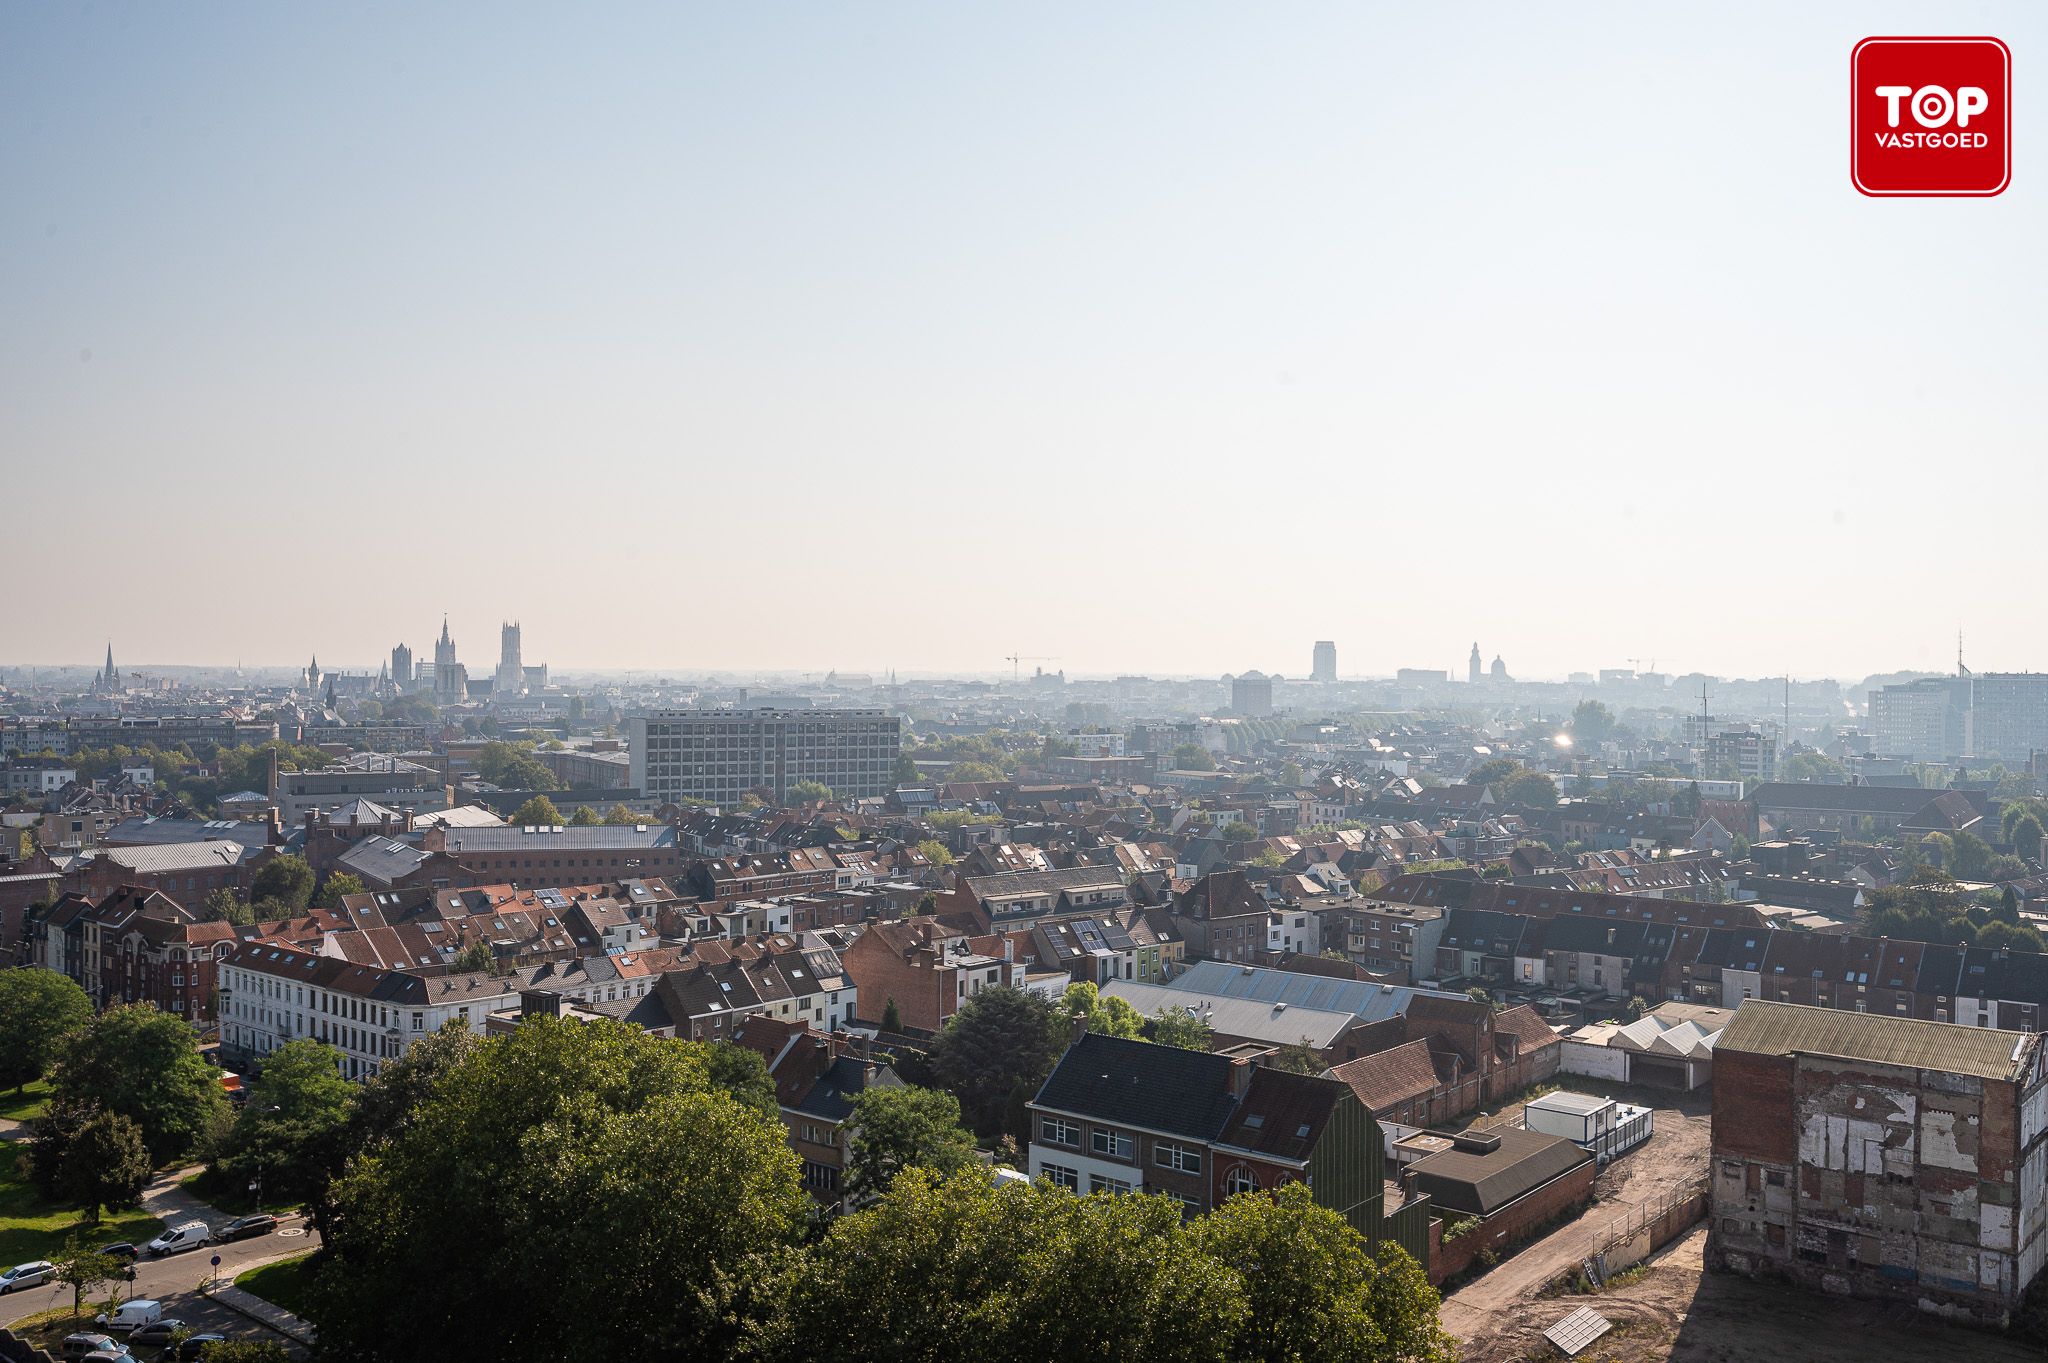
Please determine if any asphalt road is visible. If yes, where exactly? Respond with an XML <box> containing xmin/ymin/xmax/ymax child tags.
<box><xmin>0</xmin><ymin>1217</ymin><xmax>315</xmax><ymax>1328</ymax></box>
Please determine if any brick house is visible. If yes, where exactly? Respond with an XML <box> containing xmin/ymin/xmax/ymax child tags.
<box><xmin>1026</xmin><ymin>1031</ymin><xmax>1429</xmax><ymax>1262</ymax></box>
<box><xmin>1167</xmin><ymin>869</ymin><xmax>1269</xmax><ymax>964</ymax></box>
<box><xmin>842</xmin><ymin>916</ymin><xmax>1018</xmax><ymax>1033</ymax></box>
<box><xmin>1710</xmin><ymin>1000</ymin><xmax>2048</xmax><ymax>1325</ymax></box>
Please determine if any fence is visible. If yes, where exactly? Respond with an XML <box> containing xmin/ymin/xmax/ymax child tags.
<box><xmin>1577</xmin><ymin>1178</ymin><xmax>1709</xmax><ymax>1286</ymax></box>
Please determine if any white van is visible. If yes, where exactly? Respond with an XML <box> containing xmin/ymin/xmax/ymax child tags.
<box><xmin>96</xmin><ymin>1298</ymin><xmax>162</xmax><ymax>1333</ymax></box>
<box><xmin>145</xmin><ymin>1221</ymin><xmax>210</xmax><ymax>1257</ymax></box>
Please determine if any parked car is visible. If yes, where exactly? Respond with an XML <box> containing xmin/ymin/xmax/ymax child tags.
<box><xmin>145</xmin><ymin>1222</ymin><xmax>210</xmax><ymax>1257</ymax></box>
<box><xmin>96</xmin><ymin>1242</ymin><xmax>142</xmax><ymax>1263</ymax></box>
<box><xmin>78</xmin><ymin>1352</ymin><xmax>138</xmax><ymax>1363</ymax></box>
<box><xmin>124</xmin><ymin>1319</ymin><xmax>189</xmax><ymax>1349</ymax></box>
<box><xmin>163</xmin><ymin>1334</ymin><xmax>225</xmax><ymax>1360</ymax></box>
<box><xmin>211</xmin><ymin>1214</ymin><xmax>278</xmax><ymax>1242</ymax></box>
<box><xmin>0</xmin><ymin>1259</ymin><xmax>54</xmax><ymax>1293</ymax></box>
<box><xmin>59</xmin><ymin>1334</ymin><xmax>120</xmax><ymax>1359</ymax></box>
<box><xmin>95</xmin><ymin>1298</ymin><xmax>162</xmax><ymax>1333</ymax></box>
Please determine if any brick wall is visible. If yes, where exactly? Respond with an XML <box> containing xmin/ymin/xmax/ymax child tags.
<box><xmin>1428</xmin><ymin>1157</ymin><xmax>1597</xmax><ymax>1283</ymax></box>
<box><xmin>1710</xmin><ymin>1048</ymin><xmax>1796</xmax><ymax>1164</ymax></box>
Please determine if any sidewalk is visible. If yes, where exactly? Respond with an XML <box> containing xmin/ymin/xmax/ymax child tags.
<box><xmin>141</xmin><ymin>1164</ymin><xmax>228</xmax><ymax>1229</ymax></box>
<box><xmin>205</xmin><ymin>1268</ymin><xmax>318</xmax><ymax>1347</ymax></box>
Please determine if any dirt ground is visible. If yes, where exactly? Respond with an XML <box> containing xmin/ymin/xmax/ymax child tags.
<box><xmin>1461</xmin><ymin>1226</ymin><xmax>2044</xmax><ymax>1363</ymax></box>
<box><xmin>1443</xmin><ymin>1080</ymin><xmax>2039</xmax><ymax>1363</ymax></box>
<box><xmin>1440</xmin><ymin>1084</ymin><xmax>1713</xmax><ymax>1346</ymax></box>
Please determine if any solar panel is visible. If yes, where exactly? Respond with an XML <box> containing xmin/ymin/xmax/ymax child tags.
<box><xmin>1544</xmin><ymin>1307</ymin><xmax>1611</xmax><ymax>1357</ymax></box>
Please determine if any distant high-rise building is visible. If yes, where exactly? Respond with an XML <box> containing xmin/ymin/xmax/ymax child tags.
<box><xmin>1311</xmin><ymin>641</ymin><xmax>1337</xmax><ymax>683</ymax></box>
<box><xmin>629</xmin><ymin>708</ymin><xmax>901</xmax><ymax>806</ymax></box>
<box><xmin>1231</xmin><ymin>671</ymin><xmax>1275</xmax><ymax>717</ymax></box>
<box><xmin>496</xmin><ymin>621</ymin><xmax>525</xmax><ymax>696</ymax></box>
<box><xmin>1468</xmin><ymin>643</ymin><xmax>1482</xmax><ymax>685</ymax></box>
<box><xmin>391</xmin><ymin>642</ymin><xmax>414</xmax><ymax>689</ymax></box>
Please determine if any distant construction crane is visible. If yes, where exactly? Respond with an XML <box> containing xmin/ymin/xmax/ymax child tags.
<box><xmin>1004</xmin><ymin>654</ymin><xmax>1060</xmax><ymax>682</ymax></box>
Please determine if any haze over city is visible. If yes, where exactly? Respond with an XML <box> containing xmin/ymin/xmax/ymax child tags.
<box><xmin>7</xmin><ymin>1</ymin><xmax>2047</xmax><ymax>678</ymax></box>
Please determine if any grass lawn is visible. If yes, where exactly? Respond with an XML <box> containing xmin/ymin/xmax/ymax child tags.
<box><xmin>235</xmin><ymin>1252</ymin><xmax>320</xmax><ymax>1323</ymax></box>
<box><xmin>0</xmin><ymin>1145</ymin><xmax>160</xmax><ymax>1266</ymax></box>
<box><xmin>179</xmin><ymin>1168</ymin><xmax>302</xmax><ymax>1218</ymax></box>
<box><xmin>0</xmin><ymin>1080</ymin><xmax>53</xmax><ymax>1124</ymax></box>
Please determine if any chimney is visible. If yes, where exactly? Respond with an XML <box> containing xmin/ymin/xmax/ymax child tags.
<box><xmin>519</xmin><ymin>988</ymin><xmax>568</xmax><ymax>1018</ymax></box>
<box><xmin>1068</xmin><ymin>1011</ymin><xmax>1089</xmax><ymax>1046</ymax></box>
<box><xmin>1228</xmin><ymin>1055</ymin><xmax>1253</xmax><ymax>1097</ymax></box>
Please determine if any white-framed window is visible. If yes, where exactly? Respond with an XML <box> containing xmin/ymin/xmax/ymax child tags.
<box><xmin>1089</xmin><ymin>1174</ymin><xmax>1132</xmax><ymax>1196</ymax></box>
<box><xmin>1091</xmin><ymin>1128</ymin><xmax>1133</xmax><ymax>1160</ymax></box>
<box><xmin>1041</xmin><ymin>1163</ymin><xmax>1080</xmax><ymax>1191</ymax></box>
<box><xmin>1154</xmin><ymin>1142</ymin><xmax>1202</xmax><ymax>1175</ymax></box>
<box><xmin>1226</xmin><ymin>1167</ymin><xmax>1260</xmax><ymax>1196</ymax></box>
<box><xmin>1041</xmin><ymin>1116</ymin><xmax>1079</xmax><ymax>1147</ymax></box>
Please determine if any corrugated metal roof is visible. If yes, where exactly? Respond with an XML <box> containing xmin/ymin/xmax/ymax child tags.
<box><xmin>1717</xmin><ymin>999</ymin><xmax>2033</xmax><ymax>1081</ymax></box>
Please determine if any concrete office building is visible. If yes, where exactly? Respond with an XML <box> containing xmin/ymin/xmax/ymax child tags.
<box><xmin>629</xmin><ymin>708</ymin><xmax>901</xmax><ymax>806</ymax></box>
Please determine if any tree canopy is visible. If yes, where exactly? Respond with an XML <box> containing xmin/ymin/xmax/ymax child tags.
<box><xmin>313</xmin><ymin>1016</ymin><xmax>807</xmax><ymax>1363</ymax></box>
<box><xmin>1146</xmin><ymin>1007</ymin><xmax>1216</xmax><ymax>1051</ymax></box>
<box><xmin>1173</xmin><ymin>743</ymin><xmax>1218</xmax><ymax>772</ymax></box>
<box><xmin>754</xmin><ymin>1170</ymin><xmax>1452</xmax><ymax>1363</ymax></box>
<box><xmin>220</xmin><ymin>1038</ymin><xmax>355</xmax><ymax>1206</ymax></box>
<box><xmin>0</xmin><ymin>968</ymin><xmax>92</xmax><ymax>1091</ymax></box>
<box><xmin>842</xmin><ymin>1084</ymin><xmax>977</xmax><ymax>1201</ymax></box>
<box><xmin>1060</xmin><ymin>981</ymin><xmax>1145</xmax><ymax>1040</ymax></box>
<box><xmin>926</xmin><ymin>986</ymin><xmax>1067</xmax><ymax>1142</ymax></box>
<box><xmin>511</xmin><ymin>794</ymin><xmax>565</xmax><ymax>827</ymax></box>
<box><xmin>50</xmin><ymin>1003</ymin><xmax>229</xmax><ymax>1162</ymax></box>
<box><xmin>249</xmin><ymin>853</ymin><xmax>317</xmax><ymax>913</ymax></box>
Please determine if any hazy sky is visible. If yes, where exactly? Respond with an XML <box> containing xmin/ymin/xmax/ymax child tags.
<box><xmin>4</xmin><ymin>3</ymin><xmax>2041</xmax><ymax>681</ymax></box>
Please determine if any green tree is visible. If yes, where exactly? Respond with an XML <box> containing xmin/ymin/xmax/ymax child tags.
<box><xmin>1502</xmin><ymin>771</ymin><xmax>1558</xmax><ymax>808</ymax></box>
<box><xmin>1216</xmin><ymin>821</ymin><xmax>1259</xmax><ymax>843</ymax></box>
<box><xmin>1172</xmin><ymin>744</ymin><xmax>1218</xmax><ymax>772</ymax></box>
<box><xmin>1951</xmin><ymin>829</ymin><xmax>1994</xmax><ymax>879</ymax></box>
<box><xmin>511</xmin><ymin>795</ymin><xmax>565</xmax><ymax>827</ymax></box>
<box><xmin>70</xmin><ymin>1110</ymin><xmax>152</xmax><ymax>1221</ymax></box>
<box><xmin>1977</xmin><ymin>921</ymin><xmax>2048</xmax><ymax>953</ymax></box>
<box><xmin>697</xmin><ymin>1040</ymin><xmax>778</xmax><ymax>1121</ymax></box>
<box><xmin>1146</xmin><ymin>1007</ymin><xmax>1215</xmax><ymax>1051</ymax></box>
<box><xmin>476</xmin><ymin>741</ymin><xmax>560</xmax><ymax>791</ymax></box>
<box><xmin>1569</xmin><ymin>699</ymin><xmax>1615</xmax><ymax>746</ymax></box>
<box><xmin>1060</xmin><ymin>982</ymin><xmax>1145</xmax><ymax>1040</ymax></box>
<box><xmin>891</xmin><ymin>754</ymin><xmax>920</xmax><ymax>785</ymax></box>
<box><xmin>915</xmin><ymin>838</ymin><xmax>955</xmax><ymax>868</ymax></box>
<box><xmin>1468</xmin><ymin>758</ymin><xmax>1520</xmax><ymax>788</ymax></box>
<box><xmin>568</xmin><ymin>805</ymin><xmax>601</xmax><ymax>826</ymax></box>
<box><xmin>842</xmin><ymin>1085</ymin><xmax>977</xmax><ymax>1201</ymax></box>
<box><xmin>52</xmin><ymin>1004</ymin><xmax>229</xmax><ymax>1163</ymax></box>
<box><xmin>249</xmin><ymin>854</ymin><xmax>317</xmax><ymax>912</ymax></box>
<box><xmin>754</xmin><ymin>1168</ymin><xmax>1247</xmax><ymax>1363</ymax></box>
<box><xmin>54</xmin><ymin>1235</ymin><xmax>122</xmax><ymax>1320</ymax></box>
<box><xmin>183</xmin><ymin>1343</ymin><xmax>293</xmax><ymax>1363</ymax></box>
<box><xmin>789</xmin><ymin>779</ymin><xmax>834</xmax><ymax>804</ymax></box>
<box><xmin>0</xmin><ymin>967</ymin><xmax>92</xmax><ymax>1091</ymax></box>
<box><xmin>1250</xmin><ymin>847</ymin><xmax>1286</xmax><ymax>869</ymax></box>
<box><xmin>927</xmin><ymin>986</ymin><xmax>1066</xmax><ymax>1142</ymax></box>
<box><xmin>2013</xmin><ymin>815</ymin><xmax>2045</xmax><ymax>865</ymax></box>
<box><xmin>221</xmin><ymin>1039</ymin><xmax>354</xmax><ymax>1207</ymax></box>
<box><xmin>1268</xmin><ymin>1041</ymin><xmax>1323</xmax><ymax>1076</ymax></box>
<box><xmin>313</xmin><ymin>871</ymin><xmax>366</xmax><ymax>910</ymax></box>
<box><xmin>312</xmin><ymin>1015</ymin><xmax>807</xmax><ymax>1363</ymax></box>
<box><xmin>452</xmin><ymin>940</ymin><xmax>494</xmax><ymax>973</ymax></box>
<box><xmin>603</xmin><ymin>804</ymin><xmax>643</xmax><ymax>825</ymax></box>
<box><xmin>202</xmin><ymin>887</ymin><xmax>255</xmax><ymax>926</ymax></box>
<box><xmin>880</xmin><ymin>998</ymin><xmax>903</xmax><ymax>1033</ymax></box>
<box><xmin>1194</xmin><ymin>1182</ymin><xmax>1455</xmax><ymax>1363</ymax></box>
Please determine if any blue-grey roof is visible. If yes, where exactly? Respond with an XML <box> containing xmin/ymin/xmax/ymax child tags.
<box><xmin>1164</xmin><ymin>959</ymin><xmax>1464</xmax><ymax>1024</ymax></box>
<box><xmin>1032</xmin><ymin>1032</ymin><xmax>1240</xmax><ymax>1140</ymax></box>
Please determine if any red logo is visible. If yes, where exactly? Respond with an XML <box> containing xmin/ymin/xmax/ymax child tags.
<box><xmin>1853</xmin><ymin>37</ymin><xmax>2010</xmax><ymax>197</ymax></box>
